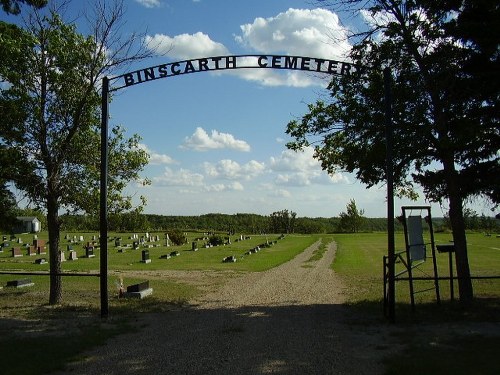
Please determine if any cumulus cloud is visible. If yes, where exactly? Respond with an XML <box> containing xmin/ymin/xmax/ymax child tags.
<box><xmin>203</xmin><ymin>159</ymin><xmax>265</xmax><ymax>180</ymax></box>
<box><xmin>205</xmin><ymin>181</ymin><xmax>244</xmax><ymax>192</ymax></box>
<box><xmin>144</xmin><ymin>32</ymin><xmax>229</xmax><ymax>60</ymax></box>
<box><xmin>134</xmin><ymin>0</ymin><xmax>162</xmax><ymax>8</ymax></box>
<box><xmin>153</xmin><ymin>167</ymin><xmax>204</xmax><ymax>187</ymax></box>
<box><xmin>143</xmin><ymin>8</ymin><xmax>351</xmax><ymax>87</ymax></box>
<box><xmin>235</xmin><ymin>8</ymin><xmax>351</xmax><ymax>60</ymax></box>
<box><xmin>137</xmin><ymin>143</ymin><xmax>176</xmax><ymax>165</ymax></box>
<box><xmin>181</xmin><ymin>127</ymin><xmax>251</xmax><ymax>152</ymax></box>
<box><xmin>270</xmin><ymin>146</ymin><xmax>348</xmax><ymax>186</ymax></box>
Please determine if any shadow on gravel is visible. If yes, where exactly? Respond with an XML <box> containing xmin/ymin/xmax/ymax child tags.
<box><xmin>55</xmin><ymin>303</ymin><xmax>396</xmax><ymax>375</ymax></box>
<box><xmin>2</xmin><ymin>298</ymin><xmax>499</xmax><ymax>375</ymax></box>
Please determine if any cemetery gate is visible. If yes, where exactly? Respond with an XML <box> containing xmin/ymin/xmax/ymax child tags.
<box><xmin>99</xmin><ymin>55</ymin><xmax>396</xmax><ymax>319</ymax></box>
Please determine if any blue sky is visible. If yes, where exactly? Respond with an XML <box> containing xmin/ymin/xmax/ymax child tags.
<box><xmin>2</xmin><ymin>0</ymin><xmax>488</xmax><ymax>218</ymax></box>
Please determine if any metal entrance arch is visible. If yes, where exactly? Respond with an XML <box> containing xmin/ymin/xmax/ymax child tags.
<box><xmin>99</xmin><ymin>54</ymin><xmax>395</xmax><ymax>320</ymax></box>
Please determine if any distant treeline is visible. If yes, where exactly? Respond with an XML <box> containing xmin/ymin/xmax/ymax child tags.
<box><xmin>57</xmin><ymin>212</ymin><xmax>493</xmax><ymax>234</ymax></box>
<box><xmin>8</xmin><ymin>209</ymin><xmax>499</xmax><ymax>234</ymax></box>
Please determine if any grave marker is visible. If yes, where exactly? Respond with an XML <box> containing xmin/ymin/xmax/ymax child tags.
<box><xmin>141</xmin><ymin>250</ymin><xmax>151</xmax><ymax>263</ymax></box>
<box><xmin>12</xmin><ymin>247</ymin><xmax>22</xmax><ymax>257</ymax></box>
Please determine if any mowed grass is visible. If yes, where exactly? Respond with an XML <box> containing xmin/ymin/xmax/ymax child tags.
<box><xmin>0</xmin><ymin>232</ymin><xmax>320</xmax><ymax>313</ymax></box>
<box><xmin>0</xmin><ymin>231</ymin><xmax>320</xmax><ymax>375</ymax></box>
<box><xmin>332</xmin><ymin>232</ymin><xmax>500</xmax><ymax>304</ymax></box>
<box><xmin>332</xmin><ymin>231</ymin><xmax>500</xmax><ymax>375</ymax></box>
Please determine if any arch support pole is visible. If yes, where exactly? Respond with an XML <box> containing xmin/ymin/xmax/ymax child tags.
<box><xmin>100</xmin><ymin>76</ymin><xmax>109</xmax><ymax>319</ymax></box>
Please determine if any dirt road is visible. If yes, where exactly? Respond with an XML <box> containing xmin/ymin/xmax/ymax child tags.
<box><xmin>57</xmin><ymin>240</ymin><xmax>391</xmax><ymax>374</ymax></box>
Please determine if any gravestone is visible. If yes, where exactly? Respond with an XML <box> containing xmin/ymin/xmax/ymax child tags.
<box><xmin>133</xmin><ymin>241</ymin><xmax>139</xmax><ymax>250</ymax></box>
<box><xmin>86</xmin><ymin>246</ymin><xmax>95</xmax><ymax>258</ymax></box>
<box><xmin>79</xmin><ymin>235</ymin><xmax>84</xmax><ymax>242</ymax></box>
<box><xmin>27</xmin><ymin>246</ymin><xmax>36</xmax><ymax>256</ymax></box>
<box><xmin>35</xmin><ymin>258</ymin><xmax>47</xmax><ymax>264</ymax></box>
<box><xmin>33</xmin><ymin>234</ymin><xmax>38</xmax><ymax>240</ymax></box>
<box><xmin>68</xmin><ymin>250</ymin><xmax>78</xmax><ymax>260</ymax></box>
<box><xmin>170</xmin><ymin>251</ymin><xmax>180</xmax><ymax>257</ymax></box>
<box><xmin>67</xmin><ymin>244</ymin><xmax>73</xmax><ymax>251</ymax></box>
<box><xmin>2</xmin><ymin>235</ymin><xmax>6</xmax><ymax>241</ymax></box>
<box><xmin>33</xmin><ymin>239</ymin><xmax>46</xmax><ymax>254</ymax></box>
<box><xmin>115</xmin><ymin>238</ymin><xmax>121</xmax><ymax>247</ymax></box>
<box><xmin>160</xmin><ymin>254</ymin><xmax>171</xmax><ymax>259</ymax></box>
<box><xmin>165</xmin><ymin>234</ymin><xmax>170</xmax><ymax>247</ymax></box>
<box><xmin>192</xmin><ymin>241</ymin><xmax>198</xmax><ymax>251</ymax></box>
<box><xmin>12</xmin><ymin>247</ymin><xmax>22</xmax><ymax>257</ymax></box>
<box><xmin>141</xmin><ymin>250</ymin><xmax>151</xmax><ymax>263</ymax></box>
<box><xmin>7</xmin><ymin>278</ymin><xmax>34</xmax><ymax>288</ymax></box>
<box><xmin>223</xmin><ymin>255</ymin><xmax>237</xmax><ymax>263</ymax></box>
<box><xmin>123</xmin><ymin>280</ymin><xmax>153</xmax><ymax>299</ymax></box>
<box><xmin>17</xmin><ymin>237</ymin><xmax>23</xmax><ymax>244</ymax></box>
<box><xmin>59</xmin><ymin>250</ymin><xmax>66</xmax><ymax>262</ymax></box>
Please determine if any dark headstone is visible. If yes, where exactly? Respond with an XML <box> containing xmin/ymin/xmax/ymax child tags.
<box><xmin>7</xmin><ymin>278</ymin><xmax>34</xmax><ymax>287</ymax></box>
<box><xmin>127</xmin><ymin>281</ymin><xmax>150</xmax><ymax>293</ymax></box>
<box><xmin>12</xmin><ymin>247</ymin><xmax>22</xmax><ymax>257</ymax></box>
<box><xmin>141</xmin><ymin>250</ymin><xmax>151</xmax><ymax>263</ymax></box>
<box><xmin>86</xmin><ymin>246</ymin><xmax>95</xmax><ymax>258</ymax></box>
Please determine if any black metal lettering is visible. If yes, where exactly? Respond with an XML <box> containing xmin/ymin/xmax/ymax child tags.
<box><xmin>198</xmin><ymin>58</ymin><xmax>209</xmax><ymax>71</ymax></box>
<box><xmin>158</xmin><ymin>64</ymin><xmax>168</xmax><ymax>77</ymax></box>
<box><xmin>341</xmin><ymin>62</ymin><xmax>352</xmax><ymax>76</ymax></box>
<box><xmin>258</xmin><ymin>56</ymin><xmax>268</xmax><ymax>68</ymax></box>
<box><xmin>226</xmin><ymin>56</ymin><xmax>237</xmax><ymax>69</ymax></box>
<box><xmin>272</xmin><ymin>56</ymin><xmax>282</xmax><ymax>68</ymax></box>
<box><xmin>171</xmin><ymin>62</ymin><xmax>181</xmax><ymax>75</ymax></box>
<box><xmin>300</xmin><ymin>57</ymin><xmax>311</xmax><ymax>70</ymax></box>
<box><xmin>124</xmin><ymin>73</ymin><xmax>135</xmax><ymax>86</ymax></box>
<box><xmin>328</xmin><ymin>60</ymin><xmax>339</xmax><ymax>74</ymax></box>
<box><xmin>184</xmin><ymin>60</ymin><xmax>195</xmax><ymax>73</ymax></box>
<box><xmin>135</xmin><ymin>71</ymin><xmax>143</xmax><ymax>83</ymax></box>
<box><xmin>284</xmin><ymin>56</ymin><xmax>298</xmax><ymax>69</ymax></box>
<box><xmin>314</xmin><ymin>58</ymin><xmax>326</xmax><ymax>72</ymax></box>
<box><xmin>212</xmin><ymin>57</ymin><xmax>222</xmax><ymax>69</ymax></box>
<box><xmin>144</xmin><ymin>68</ymin><xmax>155</xmax><ymax>81</ymax></box>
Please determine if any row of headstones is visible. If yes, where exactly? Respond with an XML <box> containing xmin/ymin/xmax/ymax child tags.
<box><xmin>224</xmin><ymin>235</ymin><xmax>285</xmax><ymax>263</ymax></box>
<box><xmin>5</xmin><ymin>239</ymin><xmax>47</xmax><ymax>257</ymax></box>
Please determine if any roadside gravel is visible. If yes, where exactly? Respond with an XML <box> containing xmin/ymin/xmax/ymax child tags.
<box><xmin>56</xmin><ymin>239</ymin><xmax>395</xmax><ymax>375</ymax></box>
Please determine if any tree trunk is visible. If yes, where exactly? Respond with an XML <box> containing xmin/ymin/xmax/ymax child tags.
<box><xmin>444</xmin><ymin>162</ymin><xmax>474</xmax><ymax>304</ymax></box>
<box><xmin>47</xmin><ymin>193</ymin><xmax>62</xmax><ymax>305</ymax></box>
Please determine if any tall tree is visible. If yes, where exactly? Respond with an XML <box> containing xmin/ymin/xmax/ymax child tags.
<box><xmin>286</xmin><ymin>0</ymin><xmax>499</xmax><ymax>304</ymax></box>
<box><xmin>269</xmin><ymin>209</ymin><xmax>297</xmax><ymax>233</ymax></box>
<box><xmin>0</xmin><ymin>1</ymin><xmax>152</xmax><ymax>304</ymax></box>
<box><xmin>338</xmin><ymin>199</ymin><xmax>365</xmax><ymax>233</ymax></box>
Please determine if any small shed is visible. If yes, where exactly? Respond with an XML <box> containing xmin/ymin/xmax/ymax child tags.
<box><xmin>15</xmin><ymin>217</ymin><xmax>41</xmax><ymax>233</ymax></box>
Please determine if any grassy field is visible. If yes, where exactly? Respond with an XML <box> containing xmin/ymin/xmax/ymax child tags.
<box><xmin>333</xmin><ymin>232</ymin><xmax>500</xmax><ymax>304</ymax></box>
<box><xmin>332</xmin><ymin>231</ymin><xmax>500</xmax><ymax>375</ymax></box>
<box><xmin>1</xmin><ymin>230</ymin><xmax>499</xmax><ymax>375</ymax></box>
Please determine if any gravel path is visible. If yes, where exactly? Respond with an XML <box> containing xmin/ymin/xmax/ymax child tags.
<box><xmin>57</xmin><ymin>240</ymin><xmax>393</xmax><ymax>374</ymax></box>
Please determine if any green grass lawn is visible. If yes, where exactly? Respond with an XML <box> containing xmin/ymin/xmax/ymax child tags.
<box><xmin>332</xmin><ymin>231</ymin><xmax>500</xmax><ymax>375</ymax></box>
<box><xmin>1</xmin><ymin>230</ymin><xmax>499</xmax><ymax>375</ymax></box>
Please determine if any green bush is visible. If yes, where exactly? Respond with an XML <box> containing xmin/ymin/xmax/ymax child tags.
<box><xmin>166</xmin><ymin>230</ymin><xmax>186</xmax><ymax>246</ymax></box>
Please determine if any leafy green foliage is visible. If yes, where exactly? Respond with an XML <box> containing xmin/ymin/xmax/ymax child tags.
<box><xmin>0</xmin><ymin>7</ymin><xmax>150</xmax><ymax>304</ymax></box>
<box><xmin>337</xmin><ymin>199</ymin><xmax>365</xmax><ymax>233</ymax></box>
<box><xmin>166</xmin><ymin>229</ymin><xmax>187</xmax><ymax>246</ymax></box>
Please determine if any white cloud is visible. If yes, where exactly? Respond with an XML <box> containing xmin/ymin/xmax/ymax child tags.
<box><xmin>181</xmin><ymin>127</ymin><xmax>250</xmax><ymax>152</ymax></box>
<box><xmin>143</xmin><ymin>8</ymin><xmax>351</xmax><ymax>88</ymax></box>
<box><xmin>134</xmin><ymin>0</ymin><xmax>162</xmax><ymax>8</ymax></box>
<box><xmin>144</xmin><ymin>32</ymin><xmax>229</xmax><ymax>60</ymax></box>
<box><xmin>203</xmin><ymin>159</ymin><xmax>265</xmax><ymax>180</ymax></box>
<box><xmin>205</xmin><ymin>181</ymin><xmax>244</xmax><ymax>192</ymax></box>
<box><xmin>235</xmin><ymin>8</ymin><xmax>351</xmax><ymax>60</ymax></box>
<box><xmin>270</xmin><ymin>189</ymin><xmax>292</xmax><ymax>198</ymax></box>
<box><xmin>270</xmin><ymin>146</ymin><xmax>349</xmax><ymax>186</ymax></box>
<box><xmin>153</xmin><ymin>167</ymin><xmax>204</xmax><ymax>187</ymax></box>
<box><xmin>137</xmin><ymin>143</ymin><xmax>176</xmax><ymax>165</ymax></box>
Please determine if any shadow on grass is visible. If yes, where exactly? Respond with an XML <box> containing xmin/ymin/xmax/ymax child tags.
<box><xmin>0</xmin><ymin>297</ymin><xmax>499</xmax><ymax>375</ymax></box>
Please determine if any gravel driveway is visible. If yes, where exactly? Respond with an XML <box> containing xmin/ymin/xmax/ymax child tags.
<box><xmin>57</xmin><ymin>240</ymin><xmax>394</xmax><ymax>374</ymax></box>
